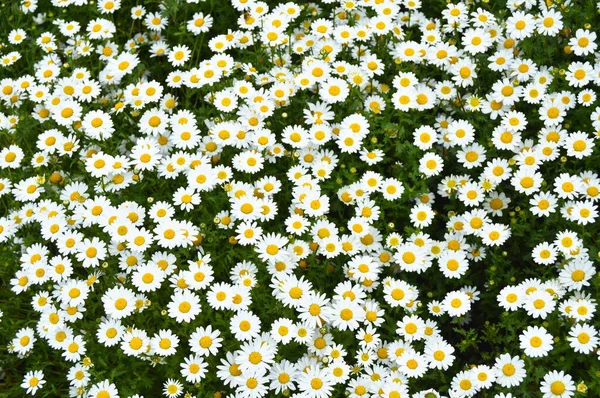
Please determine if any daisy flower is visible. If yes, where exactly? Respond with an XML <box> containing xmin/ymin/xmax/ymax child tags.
<box><xmin>567</xmin><ymin>323</ymin><xmax>599</xmax><ymax>354</ymax></box>
<box><xmin>320</xmin><ymin>78</ymin><xmax>350</xmax><ymax>103</ymax></box>
<box><xmin>180</xmin><ymin>355</ymin><xmax>208</xmax><ymax>384</ymax></box>
<box><xmin>424</xmin><ymin>338</ymin><xmax>455</xmax><ymax>370</ymax></box>
<box><xmin>519</xmin><ymin>326</ymin><xmax>554</xmax><ymax>358</ymax></box>
<box><xmin>167</xmin><ymin>290</ymin><xmax>201</xmax><ymax>323</ymax></box>
<box><xmin>419</xmin><ymin>153</ymin><xmax>444</xmax><ymax>177</ymax></box>
<box><xmin>397</xmin><ymin>348</ymin><xmax>429</xmax><ymax>379</ymax></box>
<box><xmin>506</xmin><ymin>11</ymin><xmax>536</xmax><ymax>39</ymax></box>
<box><xmin>451</xmin><ymin>370</ymin><xmax>479</xmax><ymax>397</ymax></box>
<box><xmin>532</xmin><ymin>242</ymin><xmax>558</xmax><ymax>265</ymax></box>
<box><xmin>564</xmin><ymin>131</ymin><xmax>594</xmax><ymax>159</ymax></box>
<box><xmin>297</xmin><ymin>367</ymin><xmax>336</xmax><ymax>398</ymax></box>
<box><xmin>97</xmin><ymin>318</ymin><xmax>125</xmax><ymax>347</ymax></box>
<box><xmin>230</xmin><ymin>310</ymin><xmax>262</xmax><ymax>341</ymax></box>
<box><xmin>494</xmin><ymin>353</ymin><xmax>526</xmax><ymax>388</ymax></box>
<box><xmin>87</xmin><ymin>380</ymin><xmax>120</xmax><ymax>398</ymax></box>
<box><xmin>189</xmin><ymin>326</ymin><xmax>223</xmax><ymax>357</ymax></box>
<box><xmin>235</xmin><ymin>369</ymin><xmax>270</xmax><ymax>398</ymax></box>
<box><xmin>21</xmin><ymin>370</ymin><xmax>45</xmax><ymax>395</ymax></box>
<box><xmin>102</xmin><ymin>287</ymin><xmax>136</xmax><ymax>320</ymax></box>
<box><xmin>152</xmin><ymin>329</ymin><xmax>179</xmax><ymax>357</ymax></box>
<box><xmin>530</xmin><ymin>192</ymin><xmax>558</xmax><ymax>217</ymax></box>
<box><xmin>523</xmin><ymin>290</ymin><xmax>556</xmax><ymax>319</ymax></box>
<box><xmin>443</xmin><ymin>291</ymin><xmax>472</xmax><ymax>317</ymax></box>
<box><xmin>566</xmin><ymin>62</ymin><xmax>593</xmax><ymax>88</ymax></box>
<box><xmin>187</xmin><ymin>12</ymin><xmax>213</xmax><ymax>34</ymax></box>
<box><xmin>163</xmin><ymin>378</ymin><xmax>184</xmax><ymax>398</ymax></box>
<box><xmin>325</xmin><ymin>298</ymin><xmax>365</xmax><ymax>331</ymax></box>
<box><xmin>568</xmin><ymin>29</ymin><xmax>597</xmax><ymax>56</ymax></box>
<box><xmin>451</xmin><ymin>59</ymin><xmax>477</xmax><ymax>88</ymax></box>
<box><xmin>538</xmin><ymin>9</ymin><xmax>563</xmax><ymax>36</ymax></box>
<box><xmin>540</xmin><ymin>371</ymin><xmax>576</xmax><ymax>398</ymax></box>
<box><xmin>558</xmin><ymin>260</ymin><xmax>596</xmax><ymax>290</ymax></box>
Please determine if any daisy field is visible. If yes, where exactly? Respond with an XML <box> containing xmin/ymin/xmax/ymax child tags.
<box><xmin>0</xmin><ymin>0</ymin><xmax>599</xmax><ymax>397</ymax></box>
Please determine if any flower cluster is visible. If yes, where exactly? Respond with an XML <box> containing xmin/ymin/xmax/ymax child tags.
<box><xmin>0</xmin><ymin>0</ymin><xmax>599</xmax><ymax>397</ymax></box>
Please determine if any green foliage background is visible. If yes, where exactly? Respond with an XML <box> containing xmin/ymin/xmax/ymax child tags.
<box><xmin>1</xmin><ymin>0</ymin><xmax>600</xmax><ymax>397</ymax></box>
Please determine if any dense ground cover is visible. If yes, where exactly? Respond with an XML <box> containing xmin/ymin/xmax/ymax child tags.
<box><xmin>1</xmin><ymin>0</ymin><xmax>600</xmax><ymax>397</ymax></box>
